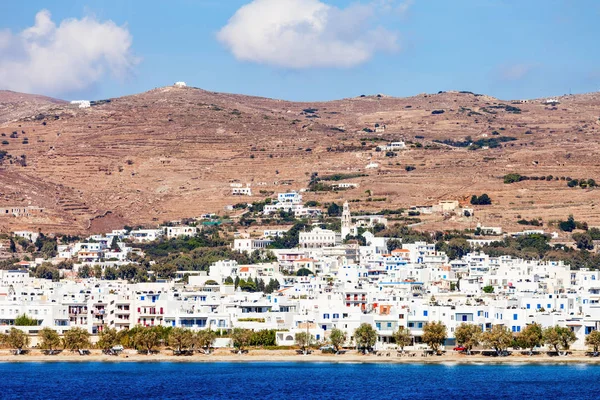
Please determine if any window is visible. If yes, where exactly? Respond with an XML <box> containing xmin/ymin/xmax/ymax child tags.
<box><xmin>376</xmin><ymin>323</ymin><xmax>381</xmax><ymax>329</ymax></box>
<box><xmin>418</xmin><ymin>322</ymin><xmax>423</xmax><ymax>328</ymax></box>
<box><xmin>399</xmin><ymin>314</ymin><xmax>404</xmax><ymax>319</ymax></box>
<box><xmin>526</xmin><ymin>304</ymin><xmax>530</xmax><ymax>309</ymax></box>
<box><xmin>387</xmin><ymin>322</ymin><xmax>392</xmax><ymax>328</ymax></box>
<box><xmin>408</xmin><ymin>322</ymin><xmax>415</xmax><ymax>328</ymax></box>
<box><xmin>513</xmin><ymin>314</ymin><xmax>518</xmax><ymax>321</ymax></box>
<box><xmin>536</xmin><ymin>304</ymin><xmax>541</xmax><ymax>309</ymax></box>
<box><xmin>547</xmin><ymin>304</ymin><xmax>551</xmax><ymax>309</ymax></box>
<box><xmin>323</xmin><ymin>313</ymin><xmax>330</xmax><ymax>319</ymax></box>
<box><xmin>560</xmin><ymin>304</ymin><xmax>564</xmax><ymax>310</ymax></box>
<box><xmin>423</xmin><ymin>310</ymin><xmax>428</xmax><ymax>317</ymax></box>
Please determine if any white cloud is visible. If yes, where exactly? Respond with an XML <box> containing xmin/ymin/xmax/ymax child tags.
<box><xmin>0</xmin><ymin>10</ymin><xmax>138</xmax><ymax>95</ymax></box>
<box><xmin>376</xmin><ymin>0</ymin><xmax>414</xmax><ymax>16</ymax></box>
<box><xmin>217</xmin><ymin>0</ymin><xmax>400</xmax><ymax>69</ymax></box>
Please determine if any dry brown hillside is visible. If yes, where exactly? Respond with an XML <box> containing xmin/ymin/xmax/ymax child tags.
<box><xmin>0</xmin><ymin>90</ymin><xmax>66</xmax><ymax>124</ymax></box>
<box><xmin>0</xmin><ymin>86</ymin><xmax>599</xmax><ymax>234</ymax></box>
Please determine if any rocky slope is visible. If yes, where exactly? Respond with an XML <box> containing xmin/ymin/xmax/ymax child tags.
<box><xmin>0</xmin><ymin>86</ymin><xmax>599</xmax><ymax>234</ymax></box>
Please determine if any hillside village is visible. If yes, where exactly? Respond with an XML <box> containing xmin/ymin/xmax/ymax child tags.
<box><xmin>0</xmin><ymin>189</ymin><xmax>600</xmax><ymax>356</ymax></box>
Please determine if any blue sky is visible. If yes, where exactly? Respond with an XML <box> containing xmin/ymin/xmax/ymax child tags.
<box><xmin>0</xmin><ymin>0</ymin><xmax>598</xmax><ymax>101</ymax></box>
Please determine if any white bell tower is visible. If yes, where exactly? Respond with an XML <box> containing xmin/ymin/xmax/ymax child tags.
<box><xmin>341</xmin><ymin>201</ymin><xmax>352</xmax><ymax>239</ymax></box>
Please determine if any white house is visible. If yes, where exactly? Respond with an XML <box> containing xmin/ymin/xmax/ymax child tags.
<box><xmin>70</xmin><ymin>100</ymin><xmax>90</xmax><ymax>108</ymax></box>
<box><xmin>233</xmin><ymin>238</ymin><xmax>273</xmax><ymax>253</ymax></box>
<box><xmin>477</xmin><ymin>224</ymin><xmax>503</xmax><ymax>236</ymax></box>
<box><xmin>165</xmin><ymin>226</ymin><xmax>198</xmax><ymax>239</ymax></box>
<box><xmin>333</xmin><ymin>183</ymin><xmax>359</xmax><ymax>189</ymax></box>
<box><xmin>278</xmin><ymin>192</ymin><xmax>302</xmax><ymax>204</ymax></box>
<box><xmin>232</xmin><ymin>187</ymin><xmax>252</xmax><ymax>196</ymax></box>
<box><xmin>13</xmin><ymin>231</ymin><xmax>40</xmax><ymax>243</ymax></box>
<box><xmin>378</xmin><ymin>142</ymin><xmax>406</xmax><ymax>152</ymax></box>
<box><xmin>129</xmin><ymin>229</ymin><xmax>163</xmax><ymax>243</ymax></box>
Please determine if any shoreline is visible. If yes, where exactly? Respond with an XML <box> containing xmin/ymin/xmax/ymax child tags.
<box><xmin>2</xmin><ymin>349</ymin><xmax>600</xmax><ymax>364</ymax></box>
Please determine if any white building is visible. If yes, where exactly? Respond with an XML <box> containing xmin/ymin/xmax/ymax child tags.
<box><xmin>299</xmin><ymin>228</ymin><xmax>341</xmax><ymax>249</ymax></box>
<box><xmin>278</xmin><ymin>192</ymin><xmax>302</xmax><ymax>204</ymax></box>
<box><xmin>232</xmin><ymin>187</ymin><xmax>252</xmax><ymax>196</ymax></box>
<box><xmin>233</xmin><ymin>238</ymin><xmax>273</xmax><ymax>253</ymax></box>
<box><xmin>70</xmin><ymin>100</ymin><xmax>91</xmax><ymax>108</ymax></box>
<box><xmin>129</xmin><ymin>229</ymin><xmax>163</xmax><ymax>243</ymax></box>
<box><xmin>165</xmin><ymin>226</ymin><xmax>198</xmax><ymax>239</ymax></box>
<box><xmin>13</xmin><ymin>231</ymin><xmax>40</xmax><ymax>243</ymax></box>
<box><xmin>378</xmin><ymin>142</ymin><xmax>406</xmax><ymax>152</ymax></box>
<box><xmin>333</xmin><ymin>183</ymin><xmax>359</xmax><ymax>189</ymax></box>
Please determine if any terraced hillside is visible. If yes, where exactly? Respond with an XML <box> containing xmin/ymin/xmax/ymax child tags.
<box><xmin>0</xmin><ymin>86</ymin><xmax>599</xmax><ymax>234</ymax></box>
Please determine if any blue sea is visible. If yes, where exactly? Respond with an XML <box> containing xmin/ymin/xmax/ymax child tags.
<box><xmin>1</xmin><ymin>362</ymin><xmax>599</xmax><ymax>399</ymax></box>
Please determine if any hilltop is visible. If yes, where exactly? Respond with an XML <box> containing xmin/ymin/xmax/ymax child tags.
<box><xmin>0</xmin><ymin>86</ymin><xmax>599</xmax><ymax>234</ymax></box>
<box><xmin>0</xmin><ymin>91</ymin><xmax>66</xmax><ymax>124</ymax></box>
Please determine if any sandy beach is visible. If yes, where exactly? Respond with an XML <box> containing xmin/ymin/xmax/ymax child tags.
<box><xmin>1</xmin><ymin>349</ymin><xmax>600</xmax><ymax>364</ymax></box>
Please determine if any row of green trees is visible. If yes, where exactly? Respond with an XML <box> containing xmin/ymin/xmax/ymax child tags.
<box><xmin>296</xmin><ymin>322</ymin><xmax>593</xmax><ymax>357</ymax></box>
<box><xmin>1</xmin><ymin>326</ymin><xmax>285</xmax><ymax>355</ymax></box>
<box><xmin>2</xmin><ymin>327</ymin><xmax>93</xmax><ymax>353</ymax></box>
<box><xmin>455</xmin><ymin>323</ymin><xmax>580</xmax><ymax>356</ymax></box>
<box><xmin>293</xmin><ymin>324</ymin><xmax>411</xmax><ymax>355</ymax></box>
<box><xmin>4</xmin><ymin>323</ymin><xmax>596</xmax><ymax>357</ymax></box>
